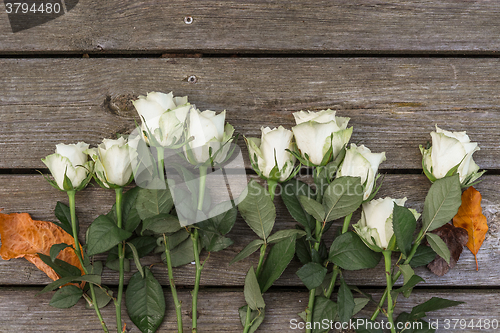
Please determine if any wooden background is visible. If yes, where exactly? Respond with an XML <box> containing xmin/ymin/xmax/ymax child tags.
<box><xmin>1</xmin><ymin>1</ymin><xmax>500</xmax><ymax>332</ymax></box>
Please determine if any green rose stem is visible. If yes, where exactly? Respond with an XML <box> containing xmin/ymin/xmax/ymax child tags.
<box><xmin>114</xmin><ymin>187</ymin><xmax>125</xmax><ymax>333</ymax></box>
<box><xmin>382</xmin><ymin>250</ymin><xmax>397</xmax><ymax>333</ymax></box>
<box><xmin>191</xmin><ymin>165</ymin><xmax>208</xmax><ymax>333</ymax></box>
<box><xmin>67</xmin><ymin>190</ymin><xmax>109</xmax><ymax>333</ymax></box>
<box><xmin>242</xmin><ymin>182</ymin><xmax>276</xmax><ymax>333</ymax></box>
<box><xmin>325</xmin><ymin>212</ymin><xmax>353</xmax><ymax>298</ymax></box>
<box><xmin>157</xmin><ymin>148</ymin><xmax>184</xmax><ymax>332</ymax></box>
<box><xmin>305</xmin><ymin>166</ymin><xmax>326</xmax><ymax>333</ymax></box>
<box><xmin>163</xmin><ymin>233</ymin><xmax>183</xmax><ymax>333</ymax></box>
<box><xmin>370</xmin><ymin>229</ymin><xmax>425</xmax><ymax>321</ymax></box>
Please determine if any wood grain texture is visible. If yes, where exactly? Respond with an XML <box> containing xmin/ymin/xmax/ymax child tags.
<box><xmin>1</xmin><ymin>58</ymin><xmax>499</xmax><ymax>170</ymax></box>
<box><xmin>0</xmin><ymin>287</ymin><xmax>498</xmax><ymax>332</ymax></box>
<box><xmin>1</xmin><ymin>1</ymin><xmax>500</xmax><ymax>53</ymax></box>
<box><xmin>1</xmin><ymin>174</ymin><xmax>499</xmax><ymax>287</ymax></box>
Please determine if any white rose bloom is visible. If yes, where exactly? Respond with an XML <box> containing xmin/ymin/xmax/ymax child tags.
<box><xmin>337</xmin><ymin>144</ymin><xmax>386</xmax><ymax>200</ymax></box>
<box><xmin>420</xmin><ymin>125</ymin><xmax>483</xmax><ymax>186</ymax></box>
<box><xmin>291</xmin><ymin>109</ymin><xmax>353</xmax><ymax>166</ymax></box>
<box><xmin>245</xmin><ymin>126</ymin><xmax>296</xmax><ymax>182</ymax></box>
<box><xmin>184</xmin><ymin>108</ymin><xmax>235</xmax><ymax>165</ymax></box>
<box><xmin>86</xmin><ymin>137</ymin><xmax>137</xmax><ymax>188</ymax></box>
<box><xmin>42</xmin><ymin>142</ymin><xmax>93</xmax><ymax>191</ymax></box>
<box><xmin>354</xmin><ymin>197</ymin><xmax>420</xmax><ymax>250</ymax></box>
<box><xmin>132</xmin><ymin>91</ymin><xmax>190</xmax><ymax>147</ymax></box>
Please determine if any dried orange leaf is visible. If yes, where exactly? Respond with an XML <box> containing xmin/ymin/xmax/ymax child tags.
<box><xmin>0</xmin><ymin>212</ymin><xmax>84</xmax><ymax>281</ymax></box>
<box><xmin>452</xmin><ymin>186</ymin><xmax>488</xmax><ymax>270</ymax></box>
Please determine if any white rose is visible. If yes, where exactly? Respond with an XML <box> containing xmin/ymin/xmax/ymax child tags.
<box><xmin>354</xmin><ymin>197</ymin><xmax>420</xmax><ymax>250</ymax></box>
<box><xmin>132</xmin><ymin>91</ymin><xmax>190</xmax><ymax>147</ymax></box>
<box><xmin>245</xmin><ymin>126</ymin><xmax>296</xmax><ymax>182</ymax></box>
<box><xmin>86</xmin><ymin>137</ymin><xmax>137</xmax><ymax>188</ymax></box>
<box><xmin>291</xmin><ymin>109</ymin><xmax>353</xmax><ymax>166</ymax></box>
<box><xmin>184</xmin><ymin>108</ymin><xmax>235</xmax><ymax>165</ymax></box>
<box><xmin>42</xmin><ymin>142</ymin><xmax>93</xmax><ymax>191</ymax></box>
<box><xmin>337</xmin><ymin>144</ymin><xmax>386</xmax><ymax>200</ymax></box>
<box><xmin>420</xmin><ymin>125</ymin><xmax>483</xmax><ymax>186</ymax></box>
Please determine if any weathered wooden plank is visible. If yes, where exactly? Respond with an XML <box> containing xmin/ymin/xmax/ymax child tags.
<box><xmin>1</xmin><ymin>1</ymin><xmax>500</xmax><ymax>53</ymax></box>
<box><xmin>1</xmin><ymin>58</ymin><xmax>500</xmax><ymax>169</ymax></box>
<box><xmin>0</xmin><ymin>287</ymin><xmax>498</xmax><ymax>332</ymax></box>
<box><xmin>1</xmin><ymin>174</ymin><xmax>499</xmax><ymax>287</ymax></box>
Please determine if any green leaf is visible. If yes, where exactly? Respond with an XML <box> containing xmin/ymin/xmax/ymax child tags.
<box><xmin>54</xmin><ymin>201</ymin><xmax>76</xmax><ymax>235</ymax></box>
<box><xmin>238</xmin><ymin>305</ymin><xmax>265</xmax><ymax>333</ymax></box>
<box><xmin>298</xmin><ymin>195</ymin><xmax>325</xmax><ymax>222</ymax></box>
<box><xmin>422</xmin><ymin>175</ymin><xmax>462</xmax><ymax>232</ymax></box>
<box><xmin>353</xmin><ymin>298</ymin><xmax>370</xmax><ymax>316</ymax></box>
<box><xmin>409</xmin><ymin>245</ymin><xmax>436</xmax><ymax>268</ymax></box>
<box><xmin>86</xmin><ymin>286</ymin><xmax>113</xmax><ymax>309</ymax></box>
<box><xmin>38</xmin><ymin>253</ymin><xmax>82</xmax><ymax>278</ymax></box>
<box><xmin>244</xmin><ymin>266</ymin><xmax>266</xmax><ymax>310</ymax></box>
<box><xmin>127</xmin><ymin>242</ymin><xmax>145</xmax><ymax>278</ymax></box>
<box><xmin>268</xmin><ymin>229</ymin><xmax>306</xmax><ymax>244</ymax></box>
<box><xmin>136</xmin><ymin>188</ymin><xmax>173</xmax><ymax>221</ymax></box>
<box><xmin>141</xmin><ymin>214</ymin><xmax>182</xmax><ymax>235</ymax></box>
<box><xmin>392</xmin><ymin>204</ymin><xmax>417</xmax><ymax>256</ymax></box>
<box><xmin>230</xmin><ymin>240</ymin><xmax>264</xmax><ymax>265</ymax></box>
<box><xmin>106</xmin><ymin>253</ymin><xmax>130</xmax><ymax>272</ymax></box>
<box><xmin>238</xmin><ymin>180</ymin><xmax>276</xmax><ymax>240</ymax></box>
<box><xmin>311</xmin><ymin>296</ymin><xmax>338</xmax><ymax>333</ymax></box>
<box><xmin>296</xmin><ymin>262</ymin><xmax>327</xmax><ymax>290</ymax></box>
<box><xmin>208</xmin><ymin>201</ymin><xmax>237</xmax><ymax>235</ymax></box>
<box><xmin>426</xmin><ymin>233</ymin><xmax>451</xmax><ymax>264</ymax></box>
<box><xmin>86</xmin><ymin>215</ymin><xmax>132</xmax><ymax>256</ymax></box>
<box><xmin>167</xmin><ymin>237</ymin><xmax>198</xmax><ymax>267</ymax></box>
<box><xmin>198</xmin><ymin>231</ymin><xmax>234</xmax><ymax>253</ymax></box>
<box><xmin>87</xmin><ymin>260</ymin><xmax>103</xmax><ymax>276</ymax></box>
<box><xmin>281</xmin><ymin>179</ymin><xmax>315</xmax><ymax>231</ymax></box>
<box><xmin>126</xmin><ymin>268</ymin><xmax>165</xmax><ymax>333</ymax></box>
<box><xmin>258</xmin><ymin>235</ymin><xmax>297</xmax><ymax>293</ymax></box>
<box><xmin>323</xmin><ymin>176</ymin><xmax>363</xmax><ymax>222</ymax></box>
<box><xmin>410</xmin><ymin>297</ymin><xmax>464</xmax><ymax>320</ymax></box>
<box><xmin>49</xmin><ymin>243</ymin><xmax>72</xmax><ymax>262</ymax></box>
<box><xmin>295</xmin><ymin>237</ymin><xmax>312</xmax><ymax>265</ymax></box>
<box><xmin>338</xmin><ymin>278</ymin><xmax>355</xmax><ymax>323</ymax></box>
<box><xmin>329</xmin><ymin>232</ymin><xmax>382</xmax><ymax>270</ymax></box>
<box><xmin>127</xmin><ymin>237</ymin><xmax>157</xmax><ymax>258</ymax></box>
<box><xmin>49</xmin><ymin>285</ymin><xmax>83</xmax><ymax>309</ymax></box>
<box><xmin>392</xmin><ymin>275</ymin><xmax>425</xmax><ymax>299</ymax></box>
<box><xmin>38</xmin><ymin>275</ymin><xmax>101</xmax><ymax>295</ymax></box>
<box><xmin>399</xmin><ymin>264</ymin><xmax>415</xmax><ymax>284</ymax></box>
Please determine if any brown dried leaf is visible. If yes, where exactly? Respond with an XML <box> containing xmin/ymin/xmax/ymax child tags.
<box><xmin>453</xmin><ymin>186</ymin><xmax>488</xmax><ymax>270</ymax></box>
<box><xmin>0</xmin><ymin>212</ymin><xmax>84</xmax><ymax>281</ymax></box>
<box><xmin>427</xmin><ymin>223</ymin><xmax>468</xmax><ymax>276</ymax></box>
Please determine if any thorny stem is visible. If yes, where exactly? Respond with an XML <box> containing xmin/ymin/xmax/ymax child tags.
<box><xmin>114</xmin><ymin>188</ymin><xmax>124</xmax><ymax>333</ymax></box>
<box><xmin>191</xmin><ymin>228</ymin><xmax>202</xmax><ymax>333</ymax></box>
<box><xmin>370</xmin><ymin>229</ymin><xmax>425</xmax><ymax>321</ymax></box>
<box><xmin>67</xmin><ymin>190</ymin><xmax>109</xmax><ymax>333</ymax></box>
<box><xmin>306</xmin><ymin>167</ymin><xmax>325</xmax><ymax>333</ymax></box>
<box><xmin>164</xmin><ymin>234</ymin><xmax>183</xmax><ymax>333</ymax></box>
<box><xmin>383</xmin><ymin>251</ymin><xmax>397</xmax><ymax>333</ymax></box>
<box><xmin>192</xmin><ymin>165</ymin><xmax>208</xmax><ymax>332</ymax></box>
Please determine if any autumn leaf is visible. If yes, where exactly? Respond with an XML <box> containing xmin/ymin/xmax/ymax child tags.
<box><xmin>453</xmin><ymin>186</ymin><xmax>488</xmax><ymax>271</ymax></box>
<box><xmin>427</xmin><ymin>223</ymin><xmax>468</xmax><ymax>276</ymax></box>
<box><xmin>0</xmin><ymin>211</ymin><xmax>84</xmax><ymax>282</ymax></box>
